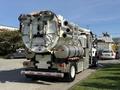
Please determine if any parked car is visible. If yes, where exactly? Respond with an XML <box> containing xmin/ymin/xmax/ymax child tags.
<box><xmin>98</xmin><ymin>50</ymin><xmax>116</xmax><ymax>59</ymax></box>
<box><xmin>5</xmin><ymin>48</ymin><xmax>26</xmax><ymax>59</ymax></box>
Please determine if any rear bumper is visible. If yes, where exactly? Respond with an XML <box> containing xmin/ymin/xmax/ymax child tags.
<box><xmin>100</xmin><ymin>56</ymin><xmax>115</xmax><ymax>59</ymax></box>
<box><xmin>21</xmin><ymin>70</ymin><xmax>64</xmax><ymax>78</ymax></box>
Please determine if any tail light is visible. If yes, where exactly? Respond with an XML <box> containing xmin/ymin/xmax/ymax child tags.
<box><xmin>58</xmin><ymin>63</ymin><xmax>65</xmax><ymax>67</ymax></box>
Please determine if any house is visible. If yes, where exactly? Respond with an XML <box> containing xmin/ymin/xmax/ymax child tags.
<box><xmin>97</xmin><ymin>32</ymin><xmax>114</xmax><ymax>51</ymax></box>
<box><xmin>0</xmin><ymin>25</ymin><xmax>18</xmax><ymax>32</ymax></box>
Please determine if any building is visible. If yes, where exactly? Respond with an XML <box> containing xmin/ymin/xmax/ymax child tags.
<box><xmin>97</xmin><ymin>33</ymin><xmax>114</xmax><ymax>51</ymax></box>
<box><xmin>0</xmin><ymin>25</ymin><xmax>18</xmax><ymax>31</ymax></box>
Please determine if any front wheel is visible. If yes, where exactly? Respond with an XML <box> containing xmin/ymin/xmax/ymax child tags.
<box><xmin>64</xmin><ymin>63</ymin><xmax>76</xmax><ymax>82</ymax></box>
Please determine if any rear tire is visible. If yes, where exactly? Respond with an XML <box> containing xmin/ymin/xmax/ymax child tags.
<box><xmin>64</xmin><ymin>63</ymin><xmax>76</xmax><ymax>82</ymax></box>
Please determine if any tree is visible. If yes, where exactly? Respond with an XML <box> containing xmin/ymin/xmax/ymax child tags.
<box><xmin>0</xmin><ymin>30</ymin><xmax>24</xmax><ymax>55</ymax></box>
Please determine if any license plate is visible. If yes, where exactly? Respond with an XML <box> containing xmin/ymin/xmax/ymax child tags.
<box><xmin>105</xmin><ymin>54</ymin><xmax>110</xmax><ymax>56</ymax></box>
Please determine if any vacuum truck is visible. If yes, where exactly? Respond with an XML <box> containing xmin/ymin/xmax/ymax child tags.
<box><xmin>18</xmin><ymin>10</ymin><xmax>97</xmax><ymax>81</ymax></box>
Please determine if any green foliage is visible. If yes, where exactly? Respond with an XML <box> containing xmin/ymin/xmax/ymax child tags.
<box><xmin>70</xmin><ymin>64</ymin><xmax>120</xmax><ymax>90</ymax></box>
<box><xmin>0</xmin><ymin>30</ymin><xmax>24</xmax><ymax>55</ymax></box>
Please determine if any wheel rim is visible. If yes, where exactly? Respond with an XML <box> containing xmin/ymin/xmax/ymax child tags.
<box><xmin>70</xmin><ymin>66</ymin><xmax>75</xmax><ymax>78</ymax></box>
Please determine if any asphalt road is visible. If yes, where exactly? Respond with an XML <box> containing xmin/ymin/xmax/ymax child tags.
<box><xmin>0</xmin><ymin>58</ymin><xmax>119</xmax><ymax>90</ymax></box>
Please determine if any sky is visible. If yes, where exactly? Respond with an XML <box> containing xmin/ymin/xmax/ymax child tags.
<box><xmin>0</xmin><ymin>0</ymin><xmax>120</xmax><ymax>37</ymax></box>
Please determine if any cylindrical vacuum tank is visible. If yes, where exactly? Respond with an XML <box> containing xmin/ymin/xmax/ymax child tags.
<box><xmin>54</xmin><ymin>45</ymin><xmax>84</xmax><ymax>58</ymax></box>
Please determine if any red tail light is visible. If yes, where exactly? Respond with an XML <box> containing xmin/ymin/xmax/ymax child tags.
<box><xmin>58</xmin><ymin>63</ymin><xmax>64</xmax><ymax>67</ymax></box>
